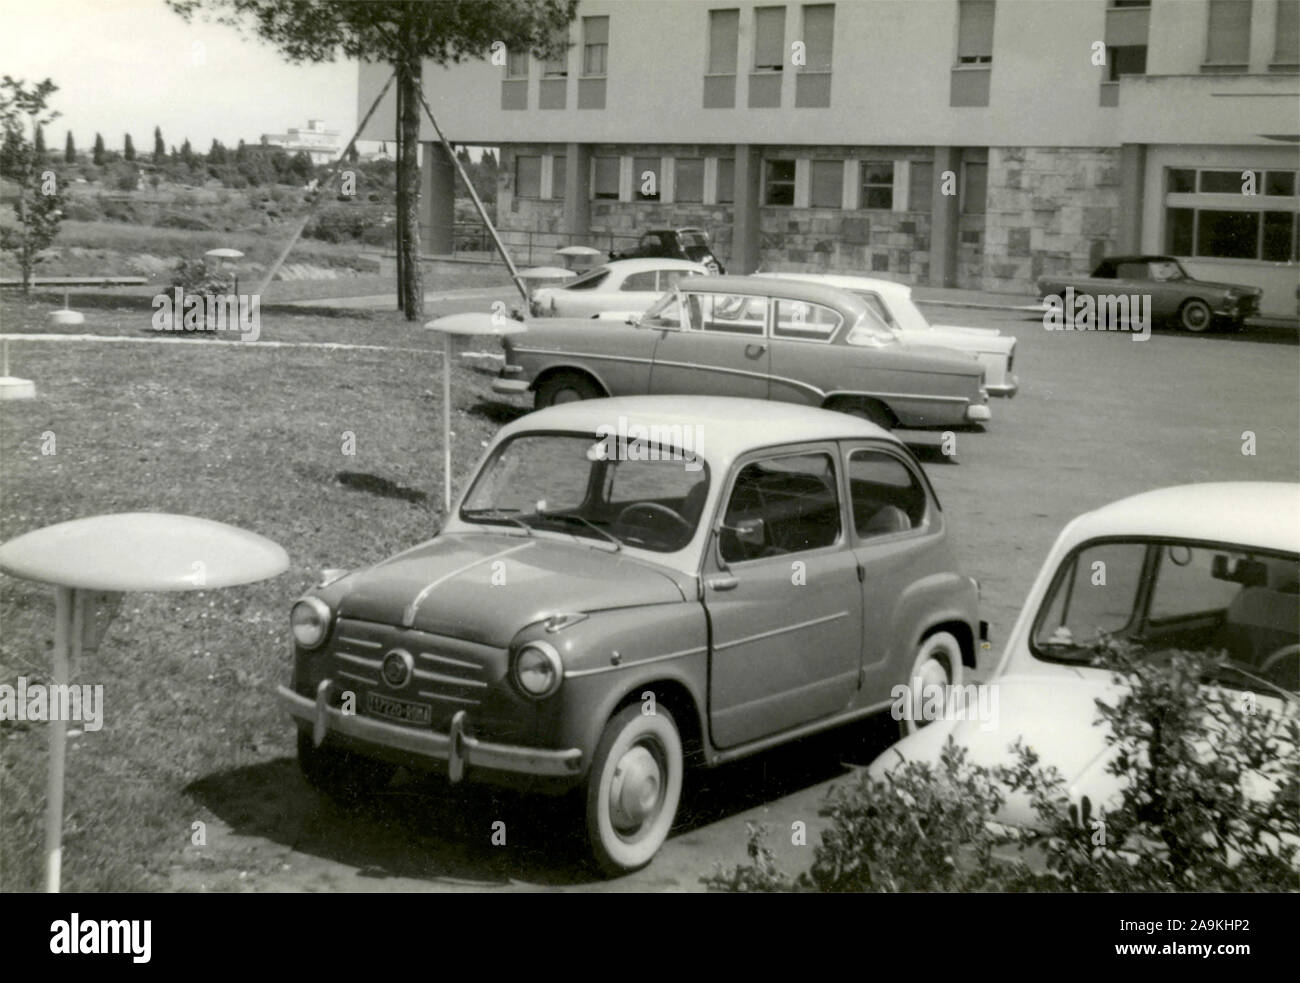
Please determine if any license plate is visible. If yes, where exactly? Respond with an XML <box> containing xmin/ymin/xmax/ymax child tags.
<box><xmin>366</xmin><ymin>692</ymin><xmax>432</xmax><ymax>726</ymax></box>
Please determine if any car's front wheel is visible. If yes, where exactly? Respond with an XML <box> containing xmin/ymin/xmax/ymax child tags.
<box><xmin>899</xmin><ymin>631</ymin><xmax>964</xmax><ymax>737</ymax></box>
<box><xmin>585</xmin><ymin>703</ymin><xmax>683</xmax><ymax>875</ymax></box>
<box><xmin>1178</xmin><ymin>299</ymin><xmax>1213</xmax><ymax>333</ymax></box>
<box><xmin>535</xmin><ymin>371</ymin><xmax>602</xmax><ymax>409</ymax></box>
<box><xmin>297</xmin><ymin>729</ymin><xmax>395</xmax><ymax>805</ymax></box>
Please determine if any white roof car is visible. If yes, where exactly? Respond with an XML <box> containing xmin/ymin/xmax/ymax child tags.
<box><xmin>530</xmin><ymin>258</ymin><xmax>712</xmax><ymax>319</ymax></box>
<box><xmin>869</xmin><ymin>481</ymin><xmax>1300</xmax><ymax>829</ymax></box>
<box><xmin>759</xmin><ymin>272</ymin><xmax>1019</xmax><ymax>397</ymax></box>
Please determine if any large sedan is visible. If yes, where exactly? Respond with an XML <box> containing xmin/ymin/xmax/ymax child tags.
<box><xmin>1036</xmin><ymin>255</ymin><xmax>1262</xmax><ymax>333</ymax></box>
<box><xmin>495</xmin><ymin>276</ymin><xmax>991</xmax><ymax>431</ymax></box>
<box><xmin>530</xmin><ymin>259</ymin><xmax>711</xmax><ymax>318</ymax></box>
<box><xmin>759</xmin><ymin>272</ymin><xmax>1019</xmax><ymax>397</ymax></box>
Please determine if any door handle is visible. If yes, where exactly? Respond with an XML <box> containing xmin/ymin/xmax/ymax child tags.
<box><xmin>705</xmin><ymin>575</ymin><xmax>738</xmax><ymax>591</ymax></box>
<box><xmin>745</xmin><ymin>343</ymin><xmax>767</xmax><ymax>357</ymax></box>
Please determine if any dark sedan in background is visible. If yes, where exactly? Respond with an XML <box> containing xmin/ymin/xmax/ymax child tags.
<box><xmin>1036</xmin><ymin>255</ymin><xmax>1262</xmax><ymax>333</ymax></box>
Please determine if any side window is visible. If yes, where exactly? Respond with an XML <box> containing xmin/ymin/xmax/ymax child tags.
<box><xmin>856</xmin><ymin>292</ymin><xmax>896</xmax><ymax>326</ymax></box>
<box><xmin>847</xmin><ymin>450</ymin><xmax>927</xmax><ymax>538</ymax></box>
<box><xmin>773</xmin><ymin>299</ymin><xmax>841</xmax><ymax>342</ymax></box>
<box><xmin>720</xmin><ymin>452</ymin><xmax>840</xmax><ymax>563</ymax></box>
<box><xmin>659</xmin><ymin>269</ymin><xmax>692</xmax><ymax>290</ymax></box>
<box><xmin>621</xmin><ymin>271</ymin><xmax>659</xmax><ymax>291</ymax></box>
<box><xmin>690</xmin><ymin>293</ymin><xmax>766</xmax><ymax>336</ymax></box>
<box><xmin>1115</xmin><ymin>262</ymin><xmax>1149</xmax><ymax>280</ymax></box>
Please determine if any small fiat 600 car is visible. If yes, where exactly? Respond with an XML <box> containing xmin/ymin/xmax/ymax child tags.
<box><xmin>870</xmin><ymin>482</ymin><xmax>1299</xmax><ymax>829</ymax></box>
<box><xmin>279</xmin><ymin>396</ymin><xmax>981</xmax><ymax>873</ymax></box>
<box><xmin>495</xmin><ymin>276</ymin><xmax>991</xmax><ymax>431</ymax></box>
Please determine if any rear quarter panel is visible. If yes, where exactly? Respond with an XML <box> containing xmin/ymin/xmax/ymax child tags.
<box><xmin>514</xmin><ymin>319</ymin><xmax>659</xmax><ymax>395</ymax></box>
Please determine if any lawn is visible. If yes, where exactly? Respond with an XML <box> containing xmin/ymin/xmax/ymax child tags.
<box><xmin>0</xmin><ymin>295</ymin><xmax>529</xmax><ymax>890</ymax></box>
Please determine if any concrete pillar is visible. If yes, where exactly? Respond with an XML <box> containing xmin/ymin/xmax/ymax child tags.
<box><xmin>1118</xmin><ymin>143</ymin><xmax>1146</xmax><ymax>254</ymax></box>
<box><xmin>563</xmin><ymin>142</ymin><xmax>592</xmax><ymax>245</ymax></box>
<box><xmin>732</xmin><ymin>144</ymin><xmax>763</xmax><ymax>274</ymax></box>
<box><xmin>930</xmin><ymin>146</ymin><xmax>962</xmax><ymax>288</ymax></box>
<box><xmin>420</xmin><ymin>141</ymin><xmax>456</xmax><ymax>255</ymax></box>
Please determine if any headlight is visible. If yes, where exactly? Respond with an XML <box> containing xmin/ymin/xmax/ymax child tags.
<box><xmin>290</xmin><ymin>597</ymin><xmax>332</xmax><ymax>649</ymax></box>
<box><xmin>514</xmin><ymin>640</ymin><xmax>563</xmax><ymax>698</ymax></box>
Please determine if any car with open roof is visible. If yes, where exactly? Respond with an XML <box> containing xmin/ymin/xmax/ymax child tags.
<box><xmin>495</xmin><ymin>276</ymin><xmax>991</xmax><ymax>432</ymax></box>
<box><xmin>279</xmin><ymin>396</ymin><xmax>982</xmax><ymax>873</ymax></box>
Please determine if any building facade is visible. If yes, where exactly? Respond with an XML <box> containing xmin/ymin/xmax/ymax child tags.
<box><xmin>260</xmin><ymin>119</ymin><xmax>341</xmax><ymax>165</ymax></box>
<box><xmin>358</xmin><ymin>0</ymin><xmax>1300</xmax><ymax>315</ymax></box>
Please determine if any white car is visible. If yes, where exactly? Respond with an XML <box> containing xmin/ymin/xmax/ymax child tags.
<box><xmin>869</xmin><ymin>482</ymin><xmax>1299</xmax><ymax>828</ymax></box>
<box><xmin>530</xmin><ymin>258</ymin><xmax>711</xmax><ymax>318</ymax></box>
<box><xmin>759</xmin><ymin>273</ymin><xmax>1018</xmax><ymax>397</ymax></box>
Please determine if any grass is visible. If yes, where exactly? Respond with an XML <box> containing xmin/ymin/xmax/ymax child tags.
<box><xmin>0</xmin><ymin>294</ymin><xmax>529</xmax><ymax>891</ymax></box>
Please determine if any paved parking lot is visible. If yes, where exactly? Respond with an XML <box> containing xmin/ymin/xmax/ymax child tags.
<box><xmin>166</xmin><ymin>302</ymin><xmax>1300</xmax><ymax>893</ymax></box>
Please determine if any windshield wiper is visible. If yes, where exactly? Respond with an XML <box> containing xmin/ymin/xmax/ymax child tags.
<box><xmin>532</xmin><ymin>511</ymin><xmax>621</xmax><ymax>551</ymax></box>
<box><xmin>462</xmin><ymin>508</ymin><xmax>533</xmax><ymax>536</ymax></box>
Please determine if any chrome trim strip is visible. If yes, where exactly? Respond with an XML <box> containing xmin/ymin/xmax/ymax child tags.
<box><xmin>564</xmin><ymin>645</ymin><xmax>706</xmax><ymax>678</ymax></box>
<box><xmin>418</xmin><ymin>651</ymin><xmax>484</xmax><ymax>671</ymax></box>
<box><xmin>823</xmin><ymin>388</ymin><xmax>970</xmax><ymax>405</ymax></box>
<box><xmin>403</xmin><ymin>542</ymin><xmax>535</xmax><ymax>627</ymax></box>
<box><xmin>336</xmin><ymin>669</ymin><xmax>376</xmax><ymax>685</ymax></box>
<box><xmin>338</xmin><ymin>636</ymin><xmax>383</xmax><ymax>649</ymax></box>
<box><xmin>335</xmin><ymin>651</ymin><xmax>378</xmax><ymax>668</ymax></box>
<box><xmin>412</xmin><ymin>667</ymin><xmax>488</xmax><ymax>689</ymax></box>
<box><xmin>713</xmin><ymin>610</ymin><xmax>850</xmax><ymax>652</ymax></box>
<box><xmin>514</xmin><ymin>347</ymin><xmax>655</xmax><ymax>368</ymax></box>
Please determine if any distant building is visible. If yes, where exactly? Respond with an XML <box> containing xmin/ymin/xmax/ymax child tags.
<box><xmin>260</xmin><ymin>119</ymin><xmax>340</xmax><ymax>165</ymax></box>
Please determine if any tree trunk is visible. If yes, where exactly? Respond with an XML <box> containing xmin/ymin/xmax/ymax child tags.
<box><xmin>396</xmin><ymin>61</ymin><xmax>423</xmax><ymax>320</ymax></box>
<box><xmin>18</xmin><ymin>190</ymin><xmax>30</xmax><ymax>295</ymax></box>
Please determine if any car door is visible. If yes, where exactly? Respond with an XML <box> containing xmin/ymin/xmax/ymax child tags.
<box><xmin>704</xmin><ymin>446</ymin><xmax>863</xmax><ymax>748</ymax></box>
<box><xmin>649</xmin><ymin>290</ymin><xmax>770</xmax><ymax>399</ymax></box>
<box><xmin>842</xmin><ymin>444</ymin><xmax>950</xmax><ymax>701</ymax></box>
<box><xmin>765</xmin><ymin>296</ymin><xmax>844</xmax><ymax>407</ymax></box>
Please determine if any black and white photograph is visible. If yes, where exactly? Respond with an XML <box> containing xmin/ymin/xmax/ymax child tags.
<box><xmin>0</xmin><ymin>0</ymin><xmax>1297</xmax><ymax>953</ymax></box>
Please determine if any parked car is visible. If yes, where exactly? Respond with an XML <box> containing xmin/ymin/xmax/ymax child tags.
<box><xmin>495</xmin><ymin>276</ymin><xmax>991</xmax><ymax>430</ymax></box>
<box><xmin>278</xmin><ymin>396</ymin><xmax>982</xmax><ymax>873</ymax></box>
<box><xmin>1035</xmin><ymin>255</ymin><xmax>1262</xmax><ymax>333</ymax></box>
<box><xmin>612</xmin><ymin>227</ymin><xmax>726</xmax><ymax>273</ymax></box>
<box><xmin>758</xmin><ymin>272</ymin><xmax>1019</xmax><ymax>397</ymax></box>
<box><xmin>529</xmin><ymin>258</ymin><xmax>711</xmax><ymax>318</ymax></box>
<box><xmin>869</xmin><ymin>481</ymin><xmax>1300</xmax><ymax>829</ymax></box>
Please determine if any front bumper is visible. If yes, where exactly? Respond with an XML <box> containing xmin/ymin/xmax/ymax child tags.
<box><xmin>278</xmin><ymin>682</ymin><xmax>583</xmax><ymax>782</ymax></box>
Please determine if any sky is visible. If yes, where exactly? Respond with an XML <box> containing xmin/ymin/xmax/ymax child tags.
<box><xmin>1</xmin><ymin>0</ymin><xmax>360</xmax><ymax>152</ymax></box>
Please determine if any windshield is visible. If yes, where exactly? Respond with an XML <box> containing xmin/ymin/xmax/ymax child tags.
<box><xmin>1031</xmin><ymin>538</ymin><xmax>1299</xmax><ymax>694</ymax></box>
<box><xmin>461</xmin><ymin>432</ymin><xmax>709</xmax><ymax>553</ymax></box>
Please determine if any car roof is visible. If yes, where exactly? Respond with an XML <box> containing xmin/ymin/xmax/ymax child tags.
<box><xmin>1060</xmin><ymin>482</ymin><xmax>1300</xmax><ymax>555</ymax></box>
<box><xmin>677</xmin><ymin>275</ymin><xmax>873</xmax><ymax>314</ymax></box>
<box><xmin>759</xmin><ymin>271</ymin><xmax>913</xmax><ymax>301</ymax></box>
<box><xmin>604</xmin><ymin>257</ymin><xmax>710</xmax><ymax>274</ymax></box>
<box><xmin>497</xmin><ymin>396</ymin><xmax>900</xmax><ymax>466</ymax></box>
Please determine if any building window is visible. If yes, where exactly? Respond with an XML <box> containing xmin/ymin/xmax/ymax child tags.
<box><xmin>1109</xmin><ymin>1</ymin><xmax>1150</xmax><ymax>7</ymax></box>
<box><xmin>676</xmin><ymin>158</ymin><xmax>705</xmax><ymax>203</ymax></box>
<box><xmin>551</xmin><ymin>154</ymin><xmax>566</xmax><ymax>200</ymax></box>
<box><xmin>1265</xmin><ymin>170</ymin><xmax>1298</xmax><ymax>196</ymax></box>
<box><xmin>1276</xmin><ymin>0</ymin><xmax>1300</xmax><ymax>66</ymax></box>
<box><xmin>1106</xmin><ymin>44</ymin><xmax>1147</xmax><ymax>80</ymax></box>
<box><xmin>506</xmin><ymin>48</ymin><xmax>529</xmax><ymax>78</ymax></box>
<box><xmin>810</xmin><ymin>160</ymin><xmax>842</xmax><ymax>208</ymax></box>
<box><xmin>956</xmin><ymin>0</ymin><xmax>995</xmax><ymax>63</ymax></box>
<box><xmin>1165</xmin><ymin>207</ymin><xmax>1299</xmax><ymax>262</ymax></box>
<box><xmin>962</xmin><ymin>162</ymin><xmax>988</xmax><ymax>214</ymax></box>
<box><xmin>764</xmin><ymin>159</ymin><xmax>796</xmax><ymax>205</ymax></box>
<box><xmin>634</xmin><ymin>157</ymin><xmax>661</xmax><ymax>201</ymax></box>
<box><xmin>593</xmin><ymin>157</ymin><xmax>620</xmax><ymax>200</ymax></box>
<box><xmin>1168</xmin><ymin>168</ymin><xmax>1196</xmax><ymax>193</ymax></box>
<box><xmin>754</xmin><ymin>6</ymin><xmax>786</xmax><ymax>71</ymax></box>
<box><xmin>796</xmin><ymin>4</ymin><xmax>834</xmax><ymax>107</ymax></box>
<box><xmin>908</xmin><ymin>162</ymin><xmax>934</xmax><ymax>213</ymax></box>
<box><xmin>860</xmin><ymin>161</ymin><xmax>894</xmax><ymax>210</ymax></box>
<box><xmin>706</xmin><ymin>8</ymin><xmax>740</xmax><ymax>107</ymax></box>
<box><xmin>1170</xmin><ymin>166</ymin><xmax>1299</xmax><ymax>198</ymax></box>
<box><xmin>515</xmin><ymin>155</ymin><xmax>542</xmax><ymax>199</ymax></box>
<box><xmin>583</xmin><ymin>16</ymin><xmax>609</xmax><ymax>75</ymax></box>
<box><xmin>541</xmin><ymin>32</ymin><xmax>569</xmax><ymax>77</ymax></box>
<box><xmin>1205</xmin><ymin>0</ymin><xmax>1251</xmax><ymax>67</ymax></box>
<box><xmin>717</xmin><ymin>158</ymin><xmax>735</xmax><ymax>203</ymax></box>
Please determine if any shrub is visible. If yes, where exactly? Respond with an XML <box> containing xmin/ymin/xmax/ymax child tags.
<box><xmin>157</xmin><ymin>212</ymin><xmax>213</xmax><ymax>231</ymax></box>
<box><xmin>169</xmin><ymin>257</ymin><xmax>234</xmax><ymax>295</ymax></box>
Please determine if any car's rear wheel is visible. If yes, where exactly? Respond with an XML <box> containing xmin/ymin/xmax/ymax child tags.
<box><xmin>1178</xmin><ymin>299</ymin><xmax>1213</xmax><ymax>333</ymax></box>
<box><xmin>585</xmin><ymin>703</ymin><xmax>683</xmax><ymax>876</ymax></box>
<box><xmin>898</xmin><ymin>631</ymin><xmax>964</xmax><ymax>737</ymax></box>
<box><xmin>831</xmin><ymin>398</ymin><xmax>893</xmax><ymax>430</ymax></box>
<box><xmin>297</xmin><ymin>729</ymin><xmax>395</xmax><ymax>805</ymax></box>
<box><xmin>535</xmin><ymin>371</ymin><xmax>602</xmax><ymax>409</ymax></box>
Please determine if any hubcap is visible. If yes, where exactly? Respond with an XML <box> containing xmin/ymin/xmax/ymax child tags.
<box><xmin>554</xmin><ymin>388</ymin><xmax>582</xmax><ymax>404</ymax></box>
<box><xmin>916</xmin><ymin>656</ymin><xmax>949</xmax><ymax>691</ymax></box>
<box><xmin>1186</xmin><ymin>306</ymin><xmax>1209</xmax><ymax>329</ymax></box>
<box><xmin>608</xmin><ymin>744</ymin><xmax>662</xmax><ymax>833</ymax></box>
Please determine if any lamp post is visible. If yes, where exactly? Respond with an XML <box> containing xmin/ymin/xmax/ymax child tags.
<box><xmin>424</xmin><ymin>313</ymin><xmax>528</xmax><ymax>513</ymax></box>
<box><xmin>0</xmin><ymin>512</ymin><xmax>289</xmax><ymax>892</ymax></box>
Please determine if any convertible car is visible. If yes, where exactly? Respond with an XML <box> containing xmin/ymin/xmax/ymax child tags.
<box><xmin>870</xmin><ymin>482</ymin><xmax>1299</xmax><ymax>829</ymax></box>
<box><xmin>1036</xmin><ymin>255</ymin><xmax>1261</xmax><ymax>333</ymax></box>
<box><xmin>495</xmin><ymin>277</ymin><xmax>991</xmax><ymax>431</ymax></box>
<box><xmin>529</xmin><ymin>258</ymin><xmax>710</xmax><ymax>318</ymax></box>
<box><xmin>759</xmin><ymin>272</ymin><xmax>1019</xmax><ymax>397</ymax></box>
<box><xmin>279</xmin><ymin>396</ymin><xmax>981</xmax><ymax>873</ymax></box>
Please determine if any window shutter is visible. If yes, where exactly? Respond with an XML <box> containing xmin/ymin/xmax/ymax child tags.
<box><xmin>957</xmin><ymin>0</ymin><xmax>995</xmax><ymax>60</ymax></box>
<box><xmin>1206</xmin><ymin>0</ymin><xmax>1251</xmax><ymax>63</ymax></box>
<box><xmin>709</xmin><ymin>9</ymin><xmax>740</xmax><ymax>74</ymax></box>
